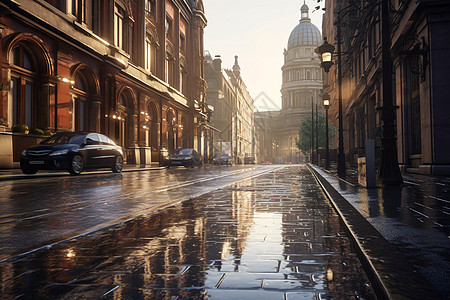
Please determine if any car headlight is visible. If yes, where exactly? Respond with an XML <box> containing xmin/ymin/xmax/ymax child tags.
<box><xmin>21</xmin><ymin>150</ymin><xmax>27</xmax><ymax>156</ymax></box>
<box><xmin>49</xmin><ymin>149</ymin><xmax>69</xmax><ymax>156</ymax></box>
<box><xmin>185</xmin><ymin>157</ymin><xmax>191</xmax><ymax>160</ymax></box>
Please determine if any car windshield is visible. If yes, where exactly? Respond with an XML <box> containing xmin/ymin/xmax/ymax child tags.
<box><xmin>41</xmin><ymin>133</ymin><xmax>87</xmax><ymax>145</ymax></box>
<box><xmin>174</xmin><ymin>149</ymin><xmax>193</xmax><ymax>155</ymax></box>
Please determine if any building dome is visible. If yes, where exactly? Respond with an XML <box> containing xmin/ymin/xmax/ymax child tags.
<box><xmin>287</xmin><ymin>4</ymin><xmax>322</xmax><ymax>49</ymax></box>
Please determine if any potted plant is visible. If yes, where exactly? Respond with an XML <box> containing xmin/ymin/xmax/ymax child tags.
<box><xmin>29</xmin><ymin>128</ymin><xmax>45</xmax><ymax>135</ymax></box>
<box><xmin>12</xmin><ymin>124</ymin><xmax>29</xmax><ymax>134</ymax></box>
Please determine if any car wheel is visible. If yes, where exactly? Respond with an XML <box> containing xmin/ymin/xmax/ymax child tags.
<box><xmin>68</xmin><ymin>155</ymin><xmax>84</xmax><ymax>175</ymax></box>
<box><xmin>112</xmin><ymin>156</ymin><xmax>123</xmax><ymax>173</ymax></box>
<box><xmin>21</xmin><ymin>164</ymin><xmax>38</xmax><ymax>175</ymax></box>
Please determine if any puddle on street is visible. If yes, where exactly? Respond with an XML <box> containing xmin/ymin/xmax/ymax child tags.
<box><xmin>0</xmin><ymin>167</ymin><xmax>376</xmax><ymax>299</ymax></box>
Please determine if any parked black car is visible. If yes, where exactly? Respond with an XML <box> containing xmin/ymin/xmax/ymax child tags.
<box><xmin>20</xmin><ymin>132</ymin><xmax>124</xmax><ymax>175</ymax></box>
<box><xmin>167</xmin><ymin>148</ymin><xmax>202</xmax><ymax>168</ymax></box>
<box><xmin>213</xmin><ymin>153</ymin><xmax>232</xmax><ymax>166</ymax></box>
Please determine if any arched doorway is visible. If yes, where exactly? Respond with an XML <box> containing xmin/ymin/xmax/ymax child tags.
<box><xmin>8</xmin><ymin>38</ymin><xmax>51</xmax><ymax>131</ymax></box>
<box><xmin>166</xmin><ymin>109</ymin><xmax>176</xmax><ymax>152</ymax></box>
<box><xmin>115</xmin><ymin>89</ymin><xmax>136</xmax><ymax>154</ymax></box>
<box><xmin>148</xmin><ymin>101</ymin><xmax>159</xmax><ymax>161</ymax></box>
<box><xmin>72</xmin><ymin>67</ymin><xmax>100</xmax><ymax>132</ymax></box>
<box><xmin>181</xmin><ymin>117</ymin><xmax>188</xmax><ymax>148</ymax></box>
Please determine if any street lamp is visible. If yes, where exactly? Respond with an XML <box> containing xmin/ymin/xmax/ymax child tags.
<box><xmin>316</xmin><ymin>37</ymin><xmax>345</xmax><ymax>178</ymax></box>
<box><xmin>315</xmin><ymin>38</ymin><xmax>334</xmax><ymax>72</ymax></box>
<box><xmin>323</xmin><ymin>93</ymin><xmax>330</xmax><ymax>170</ymax></box>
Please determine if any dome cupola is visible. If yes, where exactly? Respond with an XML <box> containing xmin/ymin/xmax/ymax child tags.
<box><xmin>287</xmin><ymin>3</ymin><xmax>322</xmax><ymax>49</ymax></box>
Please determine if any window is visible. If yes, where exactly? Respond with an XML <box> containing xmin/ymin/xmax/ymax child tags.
<box><xmin>9</xmin><ymin>45</ymin><xmax>38</xmax><ymax>129</ymax></box>
<box><xmin>87</xmin><ymin>133</ymin><xmax>100</xmax><ymax>143</ymax></box>
<box><xmin>119</xmin><ymin>93</ymin><xmax>127</xmax><ymax>107</ymax></box>
<box><xmin>165</xmin><ymin>15</ymin><xmax>173</xmax><ymax>40</ymax></box>
<box><xmin>73</xmin><ymin>72</ymin><xmax>89</xmax><ymax>131</ymax></box>
<box><xmin>145</xmin><ymin>34</ymin><xmax>157</xmax><ymax>73</ymax></box>
<box><xmin>145</xmin><ymin>35</ymin><xmax>152</xmax><ymax>72</ymax></box>
<box><xmin>145</xmin><ymin>0</ymin><xmax>156</xmax><ymax>19</ymax></box>
<box><xmin>72</xmin><ymin>0</ymin><xmax>86</xmax><ymax>23</ymax></box>
<box><xmin>45</xmin><ymin>0</ymin><xmax>64</xmax><ymax>11</ymax></box>
<box><xmin>99</xmin><ymin>134</ymin><xmax>114</xmax><ymax>145</ymax></box>
<box><xmin>410</xmin><ymin>70</ymin><xmax>421</xmax><ymax>154</ymax></box>
<box><xmin>180</xmin><ymin>33</ymin><xmax>186</xmax><ymax>52</ymax></box>
<box><xmin>75</xmin><ymin>98</ymin><xmax>87</xmax><ymax>131</ymax></box>
<box><xmin>166</xmin><ymin>54</ymin><xmax>175</xmax><ymax>86</ymax></box>
<box><xmin>180</xmin><ymin>66</ymin><xmax>187</xmax><ymax>94</ymax></box>
<box><xmin>114</xmin><ymin>4</ymin><xmax>125</xmax><ymax>49</ymax></box>
<box><xmin>295</xmin><ymin>93</ymin><xmax>300</xmax><ymax>107</ymax></box>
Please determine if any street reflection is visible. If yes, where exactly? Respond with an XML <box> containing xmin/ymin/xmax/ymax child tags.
<box><xmin>0</xmin><ymin>167</ymin><xmax>375</xmax><ymax>299</ymax></box>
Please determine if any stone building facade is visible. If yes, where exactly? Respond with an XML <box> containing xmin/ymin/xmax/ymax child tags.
<box><xmin>321</xmin><ymin>0</ymin><xmax>450</xmax><ymax>175</ymax></box>
<box><xmin>0</xmin><ymin>0</ymin><xmax>210</xmax><ymax>168</ymax></box>
<box><xmin>204</xmin><ymin>52</ymin><xmax>255</xmax><ymax>164</ymax></box>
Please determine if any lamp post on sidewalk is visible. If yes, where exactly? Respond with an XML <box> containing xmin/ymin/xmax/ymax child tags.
<box><xmin>311</xmin><ymin>97</ymin><xmax>315</xmax><ymax>164</ymax></box>
<box><xmin>316</xmin><ymin>101</ymin><xmax>319</xmax><ymax>165</ymax></box>
<box><xmin>378</xmin><ymin>0</ymin><xmax>403</xmax><ymax>185</ymax></box>
<box><xmin>323</xmin><ymin>93</ymin><xmax>330</xmax><ymax>170</ymax></box>
<box><xmin>315</xmin><ymin>38</ymin><xmax>336</xmax><ymax>172</ymax></box>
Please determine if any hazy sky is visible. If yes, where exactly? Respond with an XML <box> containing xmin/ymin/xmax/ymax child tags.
<box><xmin>203</xmin><ymin>0</ymin><xmax>324</xmax><ymax>112</ymax></box>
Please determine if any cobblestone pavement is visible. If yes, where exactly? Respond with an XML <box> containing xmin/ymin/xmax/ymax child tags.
<box><xmin>0</xmin><ymin>165</ymin><xmax>376</xmax><ymax>299</ymax></box>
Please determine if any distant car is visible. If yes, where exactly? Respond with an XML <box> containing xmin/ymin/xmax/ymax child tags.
<box><xmin>213</xmin><ymin>153</ymin><xmax>232</xmax><ymax>166</ymax></box>
<box><xmin>20</xmin><ymin>132</ymin><xmax>124</xmax><ymax>175</ymax></box>
<box><xmin>244</xmin><ymin>155</ymin><xmax>256</xmax><ymax>164</ymax></box>
<box><xmin>168</xmin><ymin>148</ymin><xmax>202</xmax><ymax>168</ymax></box>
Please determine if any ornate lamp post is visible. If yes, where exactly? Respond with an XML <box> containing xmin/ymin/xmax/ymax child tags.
<box><xmin>378</xmin><ymin>0</ymin><xmax>403</xmax><ymax>185</ymax></box>
<box><xmin>323</xmin><ymin>93</ymin><xmax>330</xmax><ymax>170</ymax></box>
<box><xmin>316</xmin><ymin>38</ymin><xmax>344</xmax><ymax>176</ymax></box>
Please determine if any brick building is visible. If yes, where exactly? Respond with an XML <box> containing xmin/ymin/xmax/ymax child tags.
<box><xmin>0</xmin><ymin>0</ymin><xmax>211</xmax><ymax>168</ymax></box>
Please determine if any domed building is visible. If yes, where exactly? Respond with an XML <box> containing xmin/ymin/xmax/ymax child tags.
<box><xmin>278</xmin><ymin>3</ymin><xmax>323</xmax><ymax>163</ymax></box>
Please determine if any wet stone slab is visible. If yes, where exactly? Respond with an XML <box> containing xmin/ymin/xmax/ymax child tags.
<box><xmin>0</xmin><ymin>166</ymin><xmax>376</xmax><ymax>299</ymax></box>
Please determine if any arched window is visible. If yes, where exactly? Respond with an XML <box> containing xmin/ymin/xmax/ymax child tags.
<box><xmin>306</xmin><ymin>70</ymin><xmax>311</xmax><ymax>80</ymax></box>
<box><xmin>166</xmin><ymin>110</ymin><xmax>176</xmax><ymax>151</ymax></box>
<box><xmin>71</xmin><ymin>0</ymin><xmax>99</xmax><ymax>31</ymax></box>
<box><xmin>114</xmin><ymin>2</ymin><xmax>133</xmax><ymax>52</ymax></box>
<box><xmin>9</xmin><ymin>44</ymin><xmax>41</xmax><ymax>129</ymax></box>
<box><xmin>119</xmin><ymin>93</ymin><xmax>127</xmax><ymax>107</ymax></box>
<box><xmin>145</xmin><ymin>33</ymin><xmax>158</xmax><ymax>73</ymax></box>
<box><xmin>148</xmin><ymin>102</ymin><xmax>159</xmax><ymax>151</ymax></box>
<box><xmin>114</xmin><ymin>4</ymin><xmax>125</xmax><ymax>49</ymax></box>
<box><xmin>72</xmin><ymin>68</ymin><xmax>99</xmax><ymax>132</ymax></box>
<box><xmin>116</xmin><ymin>89</ymin><xmax>135</xmax><ymax>148</ymax></box>
<box><xmin>74</xmin><ymin>73</ymin><xmax>88</xmax><ymax>131</ymax></box>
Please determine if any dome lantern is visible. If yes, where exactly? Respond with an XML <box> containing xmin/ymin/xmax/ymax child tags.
<box><xmin>300</xmin><ymin>2</ymin><xmax>310</xmax><ymax>22</ymax></box>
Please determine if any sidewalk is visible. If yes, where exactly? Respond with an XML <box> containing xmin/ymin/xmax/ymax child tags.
<box><xmin>309</xmin><ymin>164</ymin><xmax>450</xmax><ymax>298</ymax></box>
<box><xmin>0</xmin><ymin>164</ymin><xmax>165</xmax><ymax>181</ymax></box>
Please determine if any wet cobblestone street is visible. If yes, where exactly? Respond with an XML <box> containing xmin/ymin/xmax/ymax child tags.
<box><xmin>0</xmin><ymin>166</ymin><xmax>376</xmax><ymax>299</ymax></box>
